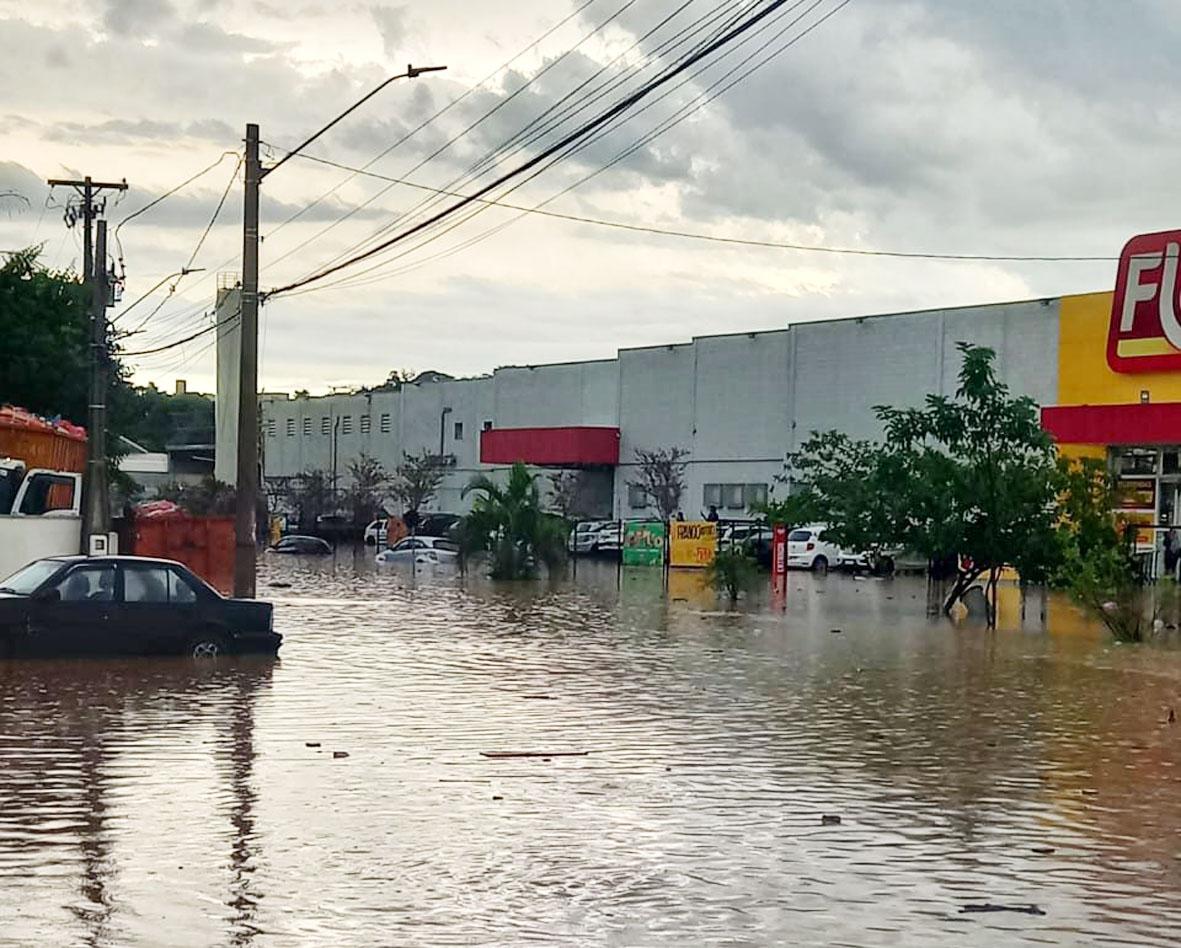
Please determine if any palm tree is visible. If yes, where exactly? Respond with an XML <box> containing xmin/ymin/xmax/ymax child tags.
<box><xmin>461</xmin><ymin>462</ymin><xmax>567</xmax><ymax>579</ymax></box>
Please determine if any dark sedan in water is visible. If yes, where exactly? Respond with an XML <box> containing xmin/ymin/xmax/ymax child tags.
<box><xmin>0</xmin><ymin>556</ymin><xmax>281</xmax><ymax>659</ymax></box>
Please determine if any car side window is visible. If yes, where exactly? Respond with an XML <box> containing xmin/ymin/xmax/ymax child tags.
<box><xmin>394</xmin><ymin>539</ymin><xmax>421</xmax><ymax>551</ymax></box>
<box><xmin>123</xmin><ymin>567</ymin><xmax>170</xmax><ymax>603</ymax></box>
<box><xmin>168</xmin><ymin>569</ymin><xmax>199</xmax><ymax>604</ymax></box>
<box><xmin>56</xmin><ymin>566</ymin><xmax>116</xmax><ymax>602</ymax></box>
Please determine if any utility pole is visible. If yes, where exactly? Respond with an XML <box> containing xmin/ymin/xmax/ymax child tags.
<box><xmin>47</xmin><ymin>175</ymin><xmax>126</xmax><ymax>554</ymax></box>
<box><xmin>234</xmin><ymin>123</ymin><xmax>261</xmax><ymax>598</ymax></box>
<box><xmin>231</xmin><ymin>64</ymin><xmax>445</xmax><ymax>597</ymax></box>
<box><xmin>82</xmin><ymin>220</ymin><xmax>111</xmax><ymax>545</ymax></box>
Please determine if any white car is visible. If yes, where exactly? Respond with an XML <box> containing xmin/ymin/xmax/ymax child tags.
<box><xmin>363</xmin><ymin>519</ymin><xmax>387</xmax><ymax>546</ymax></box>
<box><xmin>375</xmin><ymin>536</ymin><xmax>459</xmax><ymax>565</ymax></box>
<box><xmin>787</xmin><ymin>525</ymin><xmax>842</xmax><ymax>572</ymax></box>
<box><xmin>568</xmin><ymin>520</ymin><xmax>610</xmax><ymax>554</ymax></box>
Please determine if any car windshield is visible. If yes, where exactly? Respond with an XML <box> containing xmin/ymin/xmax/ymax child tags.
<box><xmin>0</xmin><ymin>558</ymin><xmax>66</xmax><ymax>595</ymax></box>
<box><xmin>788</xmin><ymin>530</ymin><xmax>812</xmax><ymax>541</ymax></box>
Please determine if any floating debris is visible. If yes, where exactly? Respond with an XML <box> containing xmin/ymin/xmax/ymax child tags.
<box><xmin>306</xmin><ymin>741</ymin><xmax>321</xmax><ymax>748</ymax></box>
<box><xmin>821</xmin><ymin>814</ymin><xmax>841</xmax><ymax>825</ymax></box>
<box><xmin>333</xmin><ymin>751</ymin><xmax>350</xmax><ymax>759</ymax></box>
<box><xmin>961</xmin><ymin>903</ymin><xmax>1045</xmax><ymax>916</ymax></box>
<box><xmin>480</xmin><ymin>750</ymin><xmax>589</xmax><ymax>759</ymax></box>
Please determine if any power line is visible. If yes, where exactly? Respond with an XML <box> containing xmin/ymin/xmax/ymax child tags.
<box><xmin>262</xmin><ymin>0</ymin><xmax>640</xmax><ymax>280</ymax></box>
<box><xmin>277</xmin><ymin>151</ymin><xmax>1117</xmax><ymax>263</ymax></box>
<box><xmin>268</xmin><ymin>0</ymin><xmax>848</xmax><ymax>296</ymax></box>
<box><xmin>267</xmin><ymin>0</ymin><xmax>812</xmax><ymax>299</ymax></box>
<box><xmin>258</xmin><ymin>0</ymin><xmax>601</xmax><ymax>248</ymax></box>
<box><xmin>285</xmin><ymin>0</ymin><xmax>754</xmax><ymax>286</ymax></box>
<box><xmin>120</xmin><ymin>308</ymin><xmax>239</xmax><ymax>357</ymax></box>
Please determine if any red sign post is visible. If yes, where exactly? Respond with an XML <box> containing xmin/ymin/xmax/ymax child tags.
<box><xmin>771</xmin><ymin>523</ymin><xmax>788</xmax><ymax>608</ymax></box>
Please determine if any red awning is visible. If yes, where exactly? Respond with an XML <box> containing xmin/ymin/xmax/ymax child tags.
<box><xmin>1041</xmin><ymin>402</ymin><xmax>1181</xmax><ymax>445</ymax></box>
<box><xmin>479</xmin><ymin>426</ymin><xmax>620</xmax><ymax>466</ymax></box>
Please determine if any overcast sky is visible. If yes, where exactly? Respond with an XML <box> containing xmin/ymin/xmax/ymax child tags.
<box><xmin>2</xmin><ymin>0</ymin><xmax>1177</xmax><ymax>394</ymax></box>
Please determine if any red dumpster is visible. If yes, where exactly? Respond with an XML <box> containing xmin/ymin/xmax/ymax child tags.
<box><xmin>131</xmin><ymin>509</ymin><xmax>235</xmax><ymax>596</ymax></box>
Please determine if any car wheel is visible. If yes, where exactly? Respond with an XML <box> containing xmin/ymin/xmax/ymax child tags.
<box><xmin>875</xmin><ymin>556</ymin><xmax>895</xmax><ymax>576</ymax></box>
<box><xmin>364</xmin><ymin>536</ymin><xmax>375</xmax><ymax>545</ymax></box>
<box><xmin>812</xmin><ymin>555</ymin><xmax>829</xmax><ymax>575</ymax></box>
<box><xmin>188</xmin><ymin>633</ymin><xmax>228</xmax><ymax>659</ymax></box>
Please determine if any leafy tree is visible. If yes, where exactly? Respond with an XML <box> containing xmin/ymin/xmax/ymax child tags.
<box><xmin>462</xmin><ymin>462</ymin><xmax>567</xmax><ymax>579</ymax></box>
<box><xmin>705</xmin><ymin>548</ymin><xmax>760</xmax><ymax>603</ymax></box>
<box><xmin>344</xmin><ymin>453</ymin><xmax>389</xmax><ymax>526</ymax></box>
<box><xmin>0</xmin><ymin>247</ymin><xmax>91</xmax><ymax>423</ymax></box>
<box><xmin>630</xmin><ymin>446</ymin><xmax>689</xmax><ymax>521</ymax></box>
<box><xmin>390</xmin><ymin>449</ymin><xmax>445</xmax><ymax>513</ymax></box>
<box><xmin>786</xmin><ymin>343</ymin><xmax>1061</xmax><ymax>625</ymax></box>
<box><xmin>283</xmin><ymin>470</ymin><xmax>335</xmax><ymax>531</ymax></box>
<box><xmin>547</xmin><ymin>470</ymin><xmax>583</xmax><ymax>520</ymax></box>
<box><xmin>111</xmin><ymin>383</ymin><xmax>215</xmax><ymax>451</ymax></box>
<box><xmin>1051</xmin><ymin>457</ymin><xmax>1144</xmax><ymax>640</ymax></box>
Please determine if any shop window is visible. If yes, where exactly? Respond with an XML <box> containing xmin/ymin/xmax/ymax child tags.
<box><xmin>380</xmin><ymin>413</ymin><xmax>391</xmax><ymax>434</ymax></box>
<box><xmin>341</xmin><ymin>415</ymin><xmax>352</xmax><ymax>435</ymax></box>
<box><xmin>703</xmin><ymin>484</ymin><xmax>722</xmax><ymax>507</ymax></box>
<box><xmin>321</xmin><ymin>416</ymin><xmax>330</xmax><ymax>435</ymax></box>
<box><xmin>454</xmin><ymin>421</ymin><xmax>464</xmax><ymax>441</ymax></box>
<box><xmin>360</xmin><ymin>414</ymin><xmax>371</xmax><ymax>434</ymax></box>
<box><xmin>302</xmin><ymin>417</ymin><xmax>311</xmax><ymax>436</ymax></box>
<box><xmin>286</xmin><ymin>418</ymin><xmax>295</xmax><ymax>437</ymax></box>
<box><xmin>723</xmin><ymin>484</ymin><xmax>745</xmax><ymax>509</ymax></box>
<box><xmin>1165</xmin><ymin>451</ymin><xmax>1180</xmax><ymax>476</ymax></box>
<box><xmin>628</xmin><ymin>484</ymin><xmax>649</xmax><ymax>509</ymax></box>
<box><xmin>1117</xmin><ymin>449</ymin><xmax>1157</xmax><ymax>476</ymax></box>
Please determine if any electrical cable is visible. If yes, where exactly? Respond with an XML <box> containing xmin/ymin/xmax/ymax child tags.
<box><xmin>277</xmin><ymin>151</ymin><xmax>1117</xmax><ymax>263</ymax></box>
<box><xmin>266</xmin><ymin>0</ymin><xmax>808</xmax><ymax>299</ymax></box>
<box><xmin>270</xmin><ymin>0</ymin><xmax>828</xmax><ymax>295</ymax></box>
<box><xmin>304</xmin><ymin>0</ymin><xmax>855</xmax><ymax>295</ymax></box>
<box><xmin>282</xmin><ymin>0</ymin><xmax>754</xmax><ymax>284</ymax></box>
<box><xmin>121</xmin><ymin>308</ymin><xmax>240</xmax><ymax>357</ymax></box>
<box><xmin>261</xmin><ymin>0</ymin><xmax>640</xmax><ymax>280</ymax></box>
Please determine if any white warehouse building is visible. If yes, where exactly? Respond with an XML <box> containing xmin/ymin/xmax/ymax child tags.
<box><xmin>256</xmin><ymin>297</ymin><xmax>1060</xmax><ymax>520</ymax></box>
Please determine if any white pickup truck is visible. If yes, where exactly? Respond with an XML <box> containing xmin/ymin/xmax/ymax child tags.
<box><xmin>0</xmin><ymin>458</ymin><xmax>83</xmax><ymax>581</ymax></box>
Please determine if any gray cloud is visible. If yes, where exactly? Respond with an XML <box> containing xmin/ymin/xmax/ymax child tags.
<box><xmin>103</xmin><ymin>0</ymin><xmax>176</xmax><ymax>34</ymax></box>
<box><xmin>370</xmin><ymin>3</ymin><xmax>408</xmax><ymax>59</ymax></box>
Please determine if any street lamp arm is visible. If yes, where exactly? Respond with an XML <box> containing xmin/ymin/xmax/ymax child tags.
<box><xmin>263</xmin><ymin>64</ymin><xmax>447</xmax><ymax>179</ymax></box>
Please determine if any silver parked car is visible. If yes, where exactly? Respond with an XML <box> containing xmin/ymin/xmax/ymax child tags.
<box><xmin>375</xmin><ymin>536</ymin><xmax>460</xmax><ymax>565</ymax></box>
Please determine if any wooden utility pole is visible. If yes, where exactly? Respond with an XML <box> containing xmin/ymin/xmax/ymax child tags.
<box><xmin>234</xmin><ymin>124</ymin><xmax>261</xmax><ymax>598</ymax></box>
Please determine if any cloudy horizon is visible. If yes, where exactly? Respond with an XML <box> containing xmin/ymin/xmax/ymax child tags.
<box><xmin>2</xmin><ymin>0</ymin><xmax>1175</xmax><ymax>395</ymax></box>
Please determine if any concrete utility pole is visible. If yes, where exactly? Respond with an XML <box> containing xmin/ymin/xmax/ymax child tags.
<box><xmin>82</xmin><ymin>220</ymin><xmax>111</xmax><ymax>544</ymax></box>
<box><xmin>234</xmin><ymin>124</ymin><xmax>261</xmax><ymax>598</ymax></box>
<box><xmin>231</xmin><ymin>64</ymin><xmax>445</xmax><ymax>597</ymax></box>
<box><xmin>46</xmin><ymin>175</ymin><xmax>127</xmax><ymax>553</ymax></box>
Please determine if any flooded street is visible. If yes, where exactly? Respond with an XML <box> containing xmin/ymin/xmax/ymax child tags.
<box><xmin>3</xmin><ymin>553</ymin><xmax>1181</xmax><ymax>946</ymax></box>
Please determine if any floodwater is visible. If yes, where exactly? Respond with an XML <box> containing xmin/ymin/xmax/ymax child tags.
<box><xmin>3</xmin><ymin>552</ymin><xmax>1181</xmax><ymax>947</ymax></box>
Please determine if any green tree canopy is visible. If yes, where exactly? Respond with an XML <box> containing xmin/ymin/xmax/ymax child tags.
<box><xmin>461</xmin><ymin>462</ymin><xmax>567</xmax><ymax>579</ymax></box>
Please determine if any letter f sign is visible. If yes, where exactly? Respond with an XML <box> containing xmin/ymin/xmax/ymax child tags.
<box><xmin>1109</xmin><ymin>229</ymin><xmax>1181</xmax><ymax>372</ymax></box>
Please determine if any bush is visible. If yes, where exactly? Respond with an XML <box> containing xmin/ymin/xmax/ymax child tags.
<box><xmin>705</xmin><ymin>549</ymin><xmax>760</xmax><ymax>602</ymax></box>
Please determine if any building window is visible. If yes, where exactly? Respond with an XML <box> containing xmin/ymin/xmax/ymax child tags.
<box><xmin>703</xmin><ymin>483</ymin><xmax>722</xmax><ymax>507</ymax></box>
<box><xmin>1117</xmin><ymin>449</ymin><xmax>1157</xmax><ymax>476</ymax></box>
<box><xmin>266</xmin><ymin>418</ymin><xmax>276</xmax><ymax>437</ymax></box>
<box><xmin>302</xmin><ymin>417</ymin><xmax>311</xmax><ymax>436</ymax></box>
<box><xmin>743</xmin><ymin>483</ymin><xmax>768</xmax><ymax>508</ymax></box>
<box><xmin>628</xmin><ymin>484</ymin><xmax>649</xmax><ymax>509</ymax></box>
<box><xmin>723</xmin><ymin>484</ymin><xmax>745</xmax><ymax>510</ymax></box>
<box><xmin>341</xmin><ymin>415</ymin><xmax>352</xmax><ymax>434</ymax></box>
<box><xmin>380</xmin><ymin>413</ymin><xmax>391</xmax><ymax>433</ymax></box>
<box><xmin>321</xmin><ymin>416</ymin><xmax>330</xmax><ymax>435</ymax></box>
<box><xmin>360</xmin><ymin>414</ymin><xmax>371</xmax><ymax>434</ymax></box>
<box><xmin>453</xmin><ymin>421</ymin><xmax>464</xmax><ymax>440</ymax></box>
<box><xmin>482</xmin><ymin>419</ymin><xmax>494</xmax><ymax>432</ymax></box>
<box><xmin>286</xmin><ymin>418</ymin><xmax>295</xmax><ymax>437</ymax></box>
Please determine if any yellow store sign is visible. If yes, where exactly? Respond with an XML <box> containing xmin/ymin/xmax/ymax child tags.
<box><xmin>669</xmin><ymin>521</ymin><xmax>718</xmax><ymax>568</ymax></box>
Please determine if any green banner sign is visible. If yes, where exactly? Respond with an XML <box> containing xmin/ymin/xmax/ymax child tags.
<box><xmin>622</xmin><ymin>520</ymin><xmax>666</xmax><ymax>566</ymax></box>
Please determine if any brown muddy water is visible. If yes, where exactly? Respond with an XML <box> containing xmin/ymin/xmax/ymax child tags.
<box><xmin>2</xmin><ymin>550</ymin><xmax>1181</xmax><ymax>946</ymax></box>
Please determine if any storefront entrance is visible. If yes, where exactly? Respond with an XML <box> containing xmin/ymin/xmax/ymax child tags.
<box><xmin>1113</xmin><ymin>447</ymin><xmax>1181</xmax><ymax>580</ymax></box>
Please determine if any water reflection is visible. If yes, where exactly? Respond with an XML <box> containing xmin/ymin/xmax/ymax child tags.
<box><xmin>1</xmin><ymin>555</ymin><xmax>1180</xmax><ymax>945</ymax></box>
